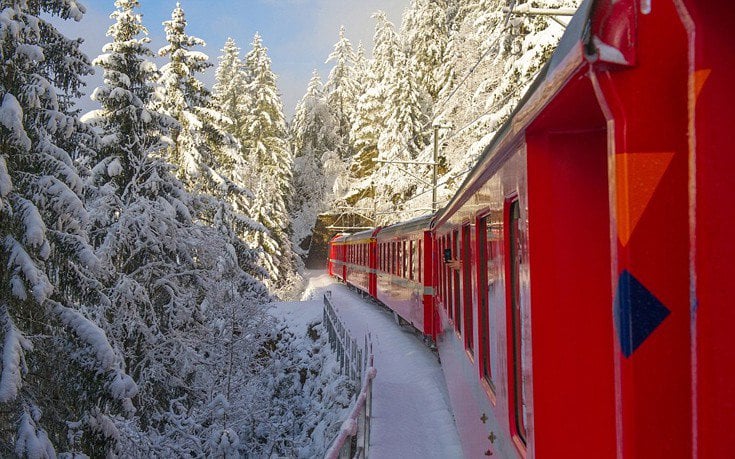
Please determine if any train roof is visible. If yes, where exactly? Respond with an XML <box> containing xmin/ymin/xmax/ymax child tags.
<box><xmin>433</xmin><ymin>0</ymin><xmax>596</xmax><ymax>228</ymax></box>
<box><xmin>330</xmin><ymin>233</ymin><xmax>350</xmax><ymax>243</ymax></box>
<box><xmin>377</xmin><ymin>214</ymin><xmax>433</xmax><ymax>240</ymax></box>
<box><xmin>344</xmin><ymin>227</ymin><xmax>381</xmax><ymax>243</ymax></box>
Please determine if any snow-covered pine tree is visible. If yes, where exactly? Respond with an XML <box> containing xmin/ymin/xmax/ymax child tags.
<box><xmin>324</xmin><ymin>26</ymin><xmax>358</xmax><ymax>160</ymax></box>
<box><xmin>290</xmin><ymin>71</ymin><xmax>340</xmax><ymax>256</ymax></box>
<box><xmin>242</xmin><ymin>33</ymin><xmax>295</xmax><ymax>289</ymax></box>
<box><xmin>0</xmin><ymin>0</ymin><xmax>136</xmax><ymax>455</ymax></box>
<box><xmin>81</xmin><ymin>1</ymin><xmax>242</xmax><ymax>446</ymax></box>
<box><xmin>401</xmin><ymin>0</ymin><xmax>451</xmax><ymax>103</ymax></box>
<box><xmin>212</xmin><ymin>37</ymin><xmax>249</xmax><ymax>143</ymax></box>
<box><xmin>157</xmin><ymin>4</ymin><xmax>267</xmax><ymax>282</ymax></box>
<box><xmin>353</xmin><ymin>41</ymin><xmax>368</xmax><ymax>91</ymax></box>
<box><xmin>350</xmin><ymin>11</ymin><xmax>399</xmax><ymax>181</ymax></box>
<box><xmin>370</xmin><ymin>50</ymin><xmax>430</xmax><ymax>223</ymax></box>
<box><xmin>157</xmin><ymin>2</ymin><xmax>231</xmax><ymax>193</ymax></box>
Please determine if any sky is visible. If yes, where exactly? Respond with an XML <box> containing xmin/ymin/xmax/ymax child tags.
<box><xmin>54</xmin><ymin>0</ymin><xmax>409</xmax><ymax>118</ymax></box>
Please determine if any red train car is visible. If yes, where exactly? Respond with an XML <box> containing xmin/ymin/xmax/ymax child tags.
<box><xmin>432</xmin><ymin>0</ymin><xmax>735</xmax><ymax>457</ymax></box>
<box><xmin>328</xmin><ymin>0</ymin><xmax>734</xmax><ymax>457</ymax></box>
<box><xmin>375</xmin><ymin>215</ymin><xmax>436</xmax><ymax>338</ymax></box>
<box><xmin>343</xmin><ymin>229</ymin><xmax>381</xmax><ymax>297</ymax></box>
<box><xmin>327</xmin><ymin>233</ymin><xmax>348</xmax><ymax>282</ymax></box>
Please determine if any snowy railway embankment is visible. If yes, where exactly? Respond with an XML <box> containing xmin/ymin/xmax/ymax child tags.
<box><xmin>271</xmin><ymin>271</ymin><xmax>462</xmax><ymax>458</ymax></box>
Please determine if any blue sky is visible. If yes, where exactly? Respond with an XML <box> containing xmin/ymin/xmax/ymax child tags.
<box><xmin>57</xmin><ymin>0</ymin><xmax>408</xmax><ymax>117</ymax></box>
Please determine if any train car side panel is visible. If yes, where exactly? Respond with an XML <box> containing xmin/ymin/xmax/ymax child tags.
<box><xmin>526</xmin><ymin>74</ymin><xmax>616</xmax><ymax>457</ymax></box>
<box><xmin>434</xmin><ymin>147</ymin><xmax>528</xmax><ymax>459</ymax></box>
<box><xmin>684</xmin><ymin>1</ymin><xmax>735</xmax><ymax>456</ymax></box>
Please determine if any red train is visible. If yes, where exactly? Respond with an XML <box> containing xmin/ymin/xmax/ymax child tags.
<box><xmin>328</xmin><ymin>0</ymin><xmax>734</xmax><ymax>457</ymax></box>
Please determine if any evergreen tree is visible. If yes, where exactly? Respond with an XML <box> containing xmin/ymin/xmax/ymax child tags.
<box><xmin>324</xmin><ymin>26</ymin><xmax>358</xmax><ymax>159</ymax></box>
<box><xmin>212</xmin><ymin>38</ymin><xmax>249</xmax><ymax>148</ymax></box>
<box><xmin>157</xmin><ymin>3</ymin><xmax>265</xmax><ymax>280</ymax></box>
<box><xmin>401</xmin><ymin>0</ymin><xmax>450</xmax><ymax>102</ymax></box>
<box><xmin>290</xmin><ymin>71</ymin><xmax>339</xmax><ymax>255</ymax></box>
<box><xmin>242</xmin><ymin>33</ymin><xmax>295</xmax><ymax>288</ymax></box>
<box><xmin>353</xmin><ymin>41</ymin><xmax>368</xmax><ymax>92</ymax></box>
<box><xmin>370</xmin><ymin>11</ymin><xmax>401</xmax><ymax>86</ymax></box>
<box><xmin>0</xmin><ymin>0</ymin><xmax>135</xmax><ymax>455</ymax></box>
<box><xmin>158</xmin><ymin>2</ymin><xmax>229</xmax><ymax>192</ymax></box>
<box><xmin>349</xmin><ymin>12</ymin><xmax>399</xmax><ymax>180</ymax></box>
<box><xmin>82</xmin><ymin>0</ymin><xmax>241</xmax><ymax>443</ymax></box>
<box><xmin>372</xmin><ymin>53</ymin><xmax>430</xmax><ymax>219</ymax></box>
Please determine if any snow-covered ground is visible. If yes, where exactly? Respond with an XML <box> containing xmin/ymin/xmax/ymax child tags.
<box><xmin>271</xmin><ymin>270</ymin><xmax>463</xmax><ymax>458</ymax></box>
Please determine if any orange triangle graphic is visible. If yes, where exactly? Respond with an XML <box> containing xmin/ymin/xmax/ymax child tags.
<box><xmin>616</xmin><ymin>152</ymin><xmax>675</xmax><ymax>246</ymax></box>
<box><xmin>694</xmin><ymin>68</ymin><xmax>711</xmax><ymax>101</ymax></box>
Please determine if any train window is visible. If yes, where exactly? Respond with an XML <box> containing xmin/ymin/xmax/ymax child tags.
<box><xmin>397</xmin><ymin>242</ymin><xmax>402</xmax><ymax>277</ymax></box>
<box><xmin>435</xmin><ymin>241</ymin><xmax>442</xmax><ymax>302</ymax></box>
<box><xmin>377</xmin><ymin>244</ymin><xmax>384</xmax><ymax>271</ymax></box>
<box><xmin>384</xmin><ymin>243</ymin><xmax>387</xmax><ymax>272</ymax></box>
<box><xmin>445</xmin><ymin>237</ymin><xmax>453</xmax><ymax>320</ymax></box>
<box><xmin>477</xmin><ymin>215</ymin><xmax>496</xmax><ymax>389</ymax></box>
<box><xmin>441</xmin><ymin>236</ymin><xmax>448</xmax><ymax>311</ymax></box>
<box><xmin>453</xmin><ymin>230</ymin><xmax>462</xmax><ymax>332</ymax></box>
<box><xmin>403</xmin><ymin>241</ymin><xmax>411</xmax><ymax>279</ymax></box>
<box><xmin>418</xmin><ymin>240</ymin><xmax>422</xmax><ymax>283</ymax></box>
<box><xmin>462</xmin><ymin>224</ymin><xmax>474</xmax><ymax>353</ymax></box>
<box><xmin>408</xmin><ymin>241</ymin><xmax>414</xmax><ymax>280</ymax></box>
<box><xmin>434</xmin><ymin>238</ymin><xmax>447</xmax><ymax>309</ymax></box>
<box><xmin>402</xmin><ymin>241</ymin><xmax>408</xmax><ymax>278</ymax></box>
<box><xmin>388</xmin><ymin>243</ymin><xmax>392</xmax><ymax>273</ymax></box>
<box><xmin>381</xmin><ymin>243</ymin><xmax>385</xmax><ymax>272</ymax></box>
<box><xmin>506</xmin><ymin>199</ymin><xmax>527</xmax><ymax>445</ymax></box>
<box><xmin>444</xmin><ymin>235</ymin><xmax>451</xmax><ymax>314</ymax></box>
<box><xmin>395</xmin><ymin>242</ymin><xmax>399</xmax><ymax>275</ymax></box>
<box><xmin>382</xmin><ymin>243</ymin><xmax>386</xmax><ymax>272</ymax></box>
<box><xmin>397</xmin><ymin>241</ymin><xmax>402</xmax><ymax>278</ymax></box>
<box><xmin>392</xmin><ymin>242</ymin><xmax>397</xmax><ymax>275</ymax></box>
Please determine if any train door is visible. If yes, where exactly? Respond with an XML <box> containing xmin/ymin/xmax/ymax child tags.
<box><xmin>452</xmin><ymin>230</ymin><xmax>461</xmax><ymax>332</ymax></box>
<box><xmin>461</xmin><ymin>224</ymin><xmax>474</xmax><ymax>353</ymax></box>
<box><xmin>443</xmin><ymin>235</ymin><xmax>451</xmax><ymax>317</ymax></box>
<box><xmin>505</xmin><ymin>198</ymin><xmax>527</xmax><ymax>446</ymax></box>
<box><xmin>477</xmin><ymin>214</ymin><xmax>496</xmax><ymax>392</ymax></box>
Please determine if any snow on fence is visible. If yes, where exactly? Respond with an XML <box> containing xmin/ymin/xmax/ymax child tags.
<box><xmin>323</xmin><ymin>291</ymin><xmax>376</xmax><ymax>459</ymax></box>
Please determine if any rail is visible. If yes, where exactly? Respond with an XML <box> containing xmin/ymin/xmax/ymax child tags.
<box><xmin>323</xmin><ymin>291</ymin><xmax>376</xmax><ymax>458</ymax></box>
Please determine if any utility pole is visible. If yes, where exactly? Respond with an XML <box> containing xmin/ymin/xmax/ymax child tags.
<box><xmin>431</xmin><ymin>123</ymin><xmax>451</xmax><ymax>212</ymax></box>
<box><xmin>373</xmin><ymin>124</ymin><xmax>451</xmax><ymax>214</ymax></box>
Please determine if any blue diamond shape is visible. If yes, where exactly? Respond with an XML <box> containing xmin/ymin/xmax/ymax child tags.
<box><xmin>614</xmin><ymin>270</ymin><xmax>670</xmax><ymax>358</ymax></box>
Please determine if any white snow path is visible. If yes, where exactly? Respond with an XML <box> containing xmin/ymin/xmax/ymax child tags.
<box><xmin>271</xmin><ymin>270</ymin><xmax>463</xmax><ymax>458</ymax></box>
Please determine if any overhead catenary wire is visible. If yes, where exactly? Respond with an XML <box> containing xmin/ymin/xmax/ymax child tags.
<box><xmin>372</xmin><ymin>0</ymin><xmax>589</xmax><ymax>221</ymax></box>
<box><xmin>384</xmin><ymin>71</ymin><xmax>534</xmax><ymax>212</ymax></box>
<box><xmin>376</xmin><ymin>0</ymin><xmax>520</xmax><ymax>165</ymax></box>
<box><xmin>339</xmin><ymin>1</ymin><xmax>570</xmax><ymax>227</ymax></box>
<box><xmin>365</xmin><ymin>2</ymin><xmax>521</xmax><ymax>225</ymax></box>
